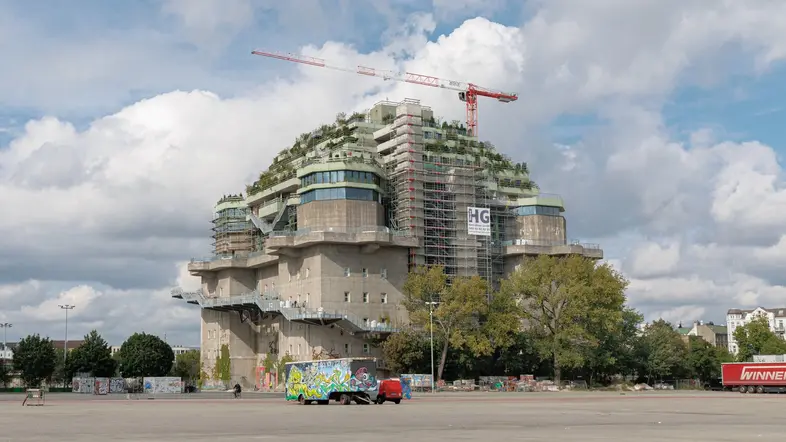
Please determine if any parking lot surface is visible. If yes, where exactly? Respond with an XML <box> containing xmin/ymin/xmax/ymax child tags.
<box><xmin>0</xmin><ymin>391</ymin><xmax>780</xmax><ymax>441</ymax></box>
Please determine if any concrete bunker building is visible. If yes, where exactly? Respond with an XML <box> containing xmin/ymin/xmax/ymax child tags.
<box><xmin>172</xmin><ymin>99</ymin><xmax>603</xmax><ymax>386</ymax></box>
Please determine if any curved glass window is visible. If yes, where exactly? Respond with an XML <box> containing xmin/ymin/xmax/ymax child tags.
<box><xmin>512</xmin><ymin>205</ymin><xmax>561</xmax><ymax>216</ymax></box>
<box><xmin>301</xmin><ymin>170</ymin><xmax>381</xmax><ymax>187</ymax></box>
<box><xmin>301</xmin><ymin>188</ymin><xmax>380</xmax><ymax>204</ymax></box>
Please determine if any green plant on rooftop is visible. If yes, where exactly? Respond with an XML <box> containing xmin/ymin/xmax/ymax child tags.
<box><xmin>217</xmin><ymin>194</ymin><xmax>244</xmax><ymax>204</ymax></box>
<box><xmin>247</xmin><ymin>110</ymin><xmax>538</xmax><ymax>196</ymax></box>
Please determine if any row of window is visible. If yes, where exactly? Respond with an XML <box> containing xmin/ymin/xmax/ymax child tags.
<box><xmin>301</xmin><ymin>170</ymin><xmax>381</xmax><ymax>187</ymax></box>
<box><xmin>300</xmin><ymin>188</ymin><xmax>381</xmax><ymax>204</ymax></box>
<box><xmin>344</xmin><ymin>292</ymin><xmax>388</xmax><ymax>304</ymax></box>
<box><xmin>261</xmin><ymin>267</ymin><xmax>388</xmax><ymax>292</ymax></box>
<box><xmin>511</xmin><ymin>205</ymin><xmax>561</xmax><ymax>216</ymax></box>
<box><xmin>288</xmin><ymin>343</ymin><xmax>371</xmax><ymax>356</ymax></box>
<box><xmin>344</xmin><ymin>267</ymin><xmax>387</xmax><ymax>278</ymax></box>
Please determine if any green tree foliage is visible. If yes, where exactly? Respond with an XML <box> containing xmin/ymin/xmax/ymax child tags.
<box><xmin>641</xmin><ymin>319</ymin><xmax>687</xmax><ymax>381</ymax></box>
<box><xmin>117</xmin><ymin>333</ymin><xmax>174</xmax><ymax>377</ymax></box>
<box><xmin>262</xmin><ymin>352</ymin><xmax>276</xmax><ymax>374</ymax></box>
<box><xmin>66</xmin><ymin>330</ymin><xmax>116</xmax><ymax>378</ymax></box>
<box><xmin>583</xmin><ymin>307</ymin><xmax>644</xmax><ymax>385</ymax></box>
<box><xmin>276</xmin><ymin>353</ymin><xmax>294</xmax><ymax>374</ymax></box>
<box><xmin>13</xmin><ymin>334</ymin><xmax>57</xmax><ymax>387</ymax></box>
<box><xmin>172</xmin><ymin>350</ymin><xmax>201</xmax><ymax>383</ymax></box>
<box><xmin>272</xmin><ymin>353</ymin><xmax>295</xmax><ymax>386</ymax></box>
<box><xmin>686</xmin><ymin>336</ymin><xmax>724</xmax><ymax>383</ymax></box>
<box><xmin>217</xmin><ymin>344</ymin><xmax>231</xmax><ymax>382</ymax></box>
<box><xmin>0</xmin><ymin>360</ymin><xmax>10</xmax><ymax>387</ymax></box>
<box><xmin>381</xmin><ymin>328</ymin><xmax>433</xmax><ymax>374</ymax></box>
<box><xmin>732</xmin><ymin>316</ymin><xmax>786</xmax><ymax>361</ymax></box>
<box><xmin>402</xmin><ymin>266</ymin><xmax>516</xmax><ymax>380</ymax></box>
<box><xmin>51</xmin><ymin>348</ymin><xmax>67</xmax><ymax>387</ymax></box>
<box><xmin>502</xmin><ymin>255</ymin><xmax>629</xmax><ymax>384</ymax></box>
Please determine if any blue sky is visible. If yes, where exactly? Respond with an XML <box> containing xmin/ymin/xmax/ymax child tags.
<box><xmin>4</xmin><ymin>1</ymin><xmax>784</xmax><ymax>153</ymax></box>
<box><xmin>3</xmin><ymin>0</ymin><xmax>786</xmax><ymax>345</ymax></box>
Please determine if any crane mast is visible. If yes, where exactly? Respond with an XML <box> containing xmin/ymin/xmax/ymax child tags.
<box><xmin>251</xmin><ymin>49</ymin><xmax>518</xmax><ymax>137</ymax></box>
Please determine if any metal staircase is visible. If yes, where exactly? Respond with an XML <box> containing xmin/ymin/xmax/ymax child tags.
<box><xmin>171</xmin><ymin>288</ymin><xmax>396</xmax><ymax>334</ymax></box>
<box><xmin>248</xmin><ymin>212</ymin><xmax>272</xmax><ymax>234</ymax></box>
<box><xmin>271</xmin><ymin>204</ymin><xmax>291</xmax><ymax>232</ymax></box>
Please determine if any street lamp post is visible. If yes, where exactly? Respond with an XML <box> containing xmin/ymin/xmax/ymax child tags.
<box><xmin>426</xmin><ymin>301</ymin><xmax>438</xmax><ymax>394</ymax></box>
<box><xmin>0</xmin><ymin>323</ymin><xmax>11</xmax><ymax>364</ymax></box>
<box><xmin>58</xmin><ymin>305</ymin><xmax>75</xmax><ymax>367</ymax></box>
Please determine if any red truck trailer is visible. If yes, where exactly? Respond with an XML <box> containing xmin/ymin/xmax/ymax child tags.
<box><xmin>722</xmin><ymin>362</ymin><xmax>786</xmax><ymax>394</ymax></box>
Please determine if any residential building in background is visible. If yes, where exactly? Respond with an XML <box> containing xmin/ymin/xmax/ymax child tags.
<box><xmin>172</xmin><ymin>99</ymin><xmax>603</xmax><ymax>387</ymax></box>
<box><xmin>0</xmin><ymin>343</ymin><xmax>14</xmax><ymax>363</ymax></box>
<box><xmin>685</xmin><ymin>321</ymin><xmax>728</xmax><ymax>349</ymax></box>
<box><xmin>727</xmin><ymin>307</ymin><xmax>786</xmax><ymax>354</ymax></box>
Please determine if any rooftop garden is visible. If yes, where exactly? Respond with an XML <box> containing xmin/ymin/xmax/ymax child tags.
<box><xmin>217</xmin><ymin>194</ymin><xmax>245</xmax><ymax>204</ymax></box>
<box><xmin>246</xmin><ymin>112</ymin><xmax>370</xmax><ymax>196</ymax></box>
<box><xmin>246</xmin><ymin>109</ymin><xmax>537</xmax><ymax>195</ymax></box>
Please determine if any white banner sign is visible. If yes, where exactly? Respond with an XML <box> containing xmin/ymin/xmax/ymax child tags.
<box><xmin>467</xmin><ymin>207</ymin><xmax>491</xmax><ymax>236</ymax></box>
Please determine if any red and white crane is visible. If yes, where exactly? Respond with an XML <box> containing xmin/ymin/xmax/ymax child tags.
<box><xmin>251</xmin><ymin>49</ymin><xmax>518</xmax><ymax>138</ymax></box>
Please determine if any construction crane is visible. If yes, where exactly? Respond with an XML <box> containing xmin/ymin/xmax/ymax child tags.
<box><xmin>251</xmin><ymin>50</ymin><xmax>518</xmax><ymax>137</ymax></box>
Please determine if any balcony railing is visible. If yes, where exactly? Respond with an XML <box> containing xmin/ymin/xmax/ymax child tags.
<box><xmin>172</xmin><ymin>288</ymin><xmax>398</xmax><ymax>333</ymax></box>
<box><xmin>269</xmin><ymin>226</ymin><xmax>412</xmax><ymax>238</ymax></box>
<box><xmin>502</xmin><ymin>238</ymin><xmax>601</xmax><ymax>249</ymax></box>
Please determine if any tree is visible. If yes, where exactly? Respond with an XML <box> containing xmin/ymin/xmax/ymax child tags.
<box><xmin>13</xmin><ymin>334</ymin><xmax>57</xmax><ymax>387</ymax></box>
<box><xmin>66</xmin><ymin>330</ymin><xmax>116</xmax><ymax>378</ymax></box>
<box><xmin>686</xmin><ymin>336</ymin><xmax>722</xmax><ymax>383</ymax></box>
<box><xmin>402</xmin><ymin>266</ymin><xmax>505</xmax><ymax>380</ymax></box>
<box><xmin>503</xmin><ymin>255</ymin><xmax>629</xmax><ymax>384</ymax></box>
<box><xmin>117</xmin><ymin>333</ymin><xmax>174</xmax><ymax>377</ymax></box>
<box><xmin>172</xmin><ymin>350</ymin><xmax>201</xmax><ymax>384</ymax></box>
<box><xmin>641</xmin><ymin>320</ymin><xmax>687</xmax><ymax>381</ymax></box>
<box><xmin>273</xmin><ymin>353</ymin><xmax>294</xmax><ymax>386</ymax></box>
<box><xmin>583</xmin><ymin>307</ymin><xmax>644</xmax><ymax>385</ymax></box>
<box><xmin>217</xmin><ymin>344</ymin><xmax>231</xmax><ymax>383</ymax></box>
<box><xmin>733</xmin><ymin>316</ymin><xmax>786</xmax><ymax>361</ymax></box>
<box><xmin>382</xmin><ymin>328</ymin><xmax>432</xmax><ymax>374</ymax></box>
<box><xmin>0</xmin><ymin>360</ymin><xmax>10</xmax><ymax>388</ymax></box>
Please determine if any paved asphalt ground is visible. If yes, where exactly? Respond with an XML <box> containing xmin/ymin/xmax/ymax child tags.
<box><xmin>0</xmin><ymin>391</ymin><xmax>781</xmax><ymax>441</ymax></box>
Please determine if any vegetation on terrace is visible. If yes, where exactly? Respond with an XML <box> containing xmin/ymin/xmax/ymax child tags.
<box><xmin>246</xmin><ymin>111</ymin><xmax>537</xmax><ymax>196</ymax></box>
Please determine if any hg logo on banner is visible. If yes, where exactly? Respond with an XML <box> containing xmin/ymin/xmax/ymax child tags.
<box><xmin>467</xmin><ymin>207</ymin><xmax>491</xmax><ymax>236</ymax></box>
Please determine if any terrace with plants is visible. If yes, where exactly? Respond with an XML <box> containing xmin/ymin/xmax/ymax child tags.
<box><xmin>245</xmin><ymin>111</ymin><xmax>538</xmax><ymax>196</ymax></box>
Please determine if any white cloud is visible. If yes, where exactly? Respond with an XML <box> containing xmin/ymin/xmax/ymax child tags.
<box><xmin>160</xmin><ymin>0</ymin><xmax>255</xmax><ymax>49</ymax></box>
<box><xmin>3</xmin><ymin>1</ymin><xmax>786</xmax><ymax>344</ymax></box>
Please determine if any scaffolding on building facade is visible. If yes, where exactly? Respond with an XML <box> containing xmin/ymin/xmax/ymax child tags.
<box><xmin>212</xmin><ymin>196</ymin><xmax>254</xmax><ymax>256</ymax></box>
<box><xmin>383</xmin><ymin>99</ymin><xmax>512</xmax><ymax>289</ymax></box>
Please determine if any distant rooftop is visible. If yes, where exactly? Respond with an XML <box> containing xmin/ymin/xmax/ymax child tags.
<box><xmin>727</xmin><ymin>307</ymin><xmax>786</xmax><ymax>316</ymax></box>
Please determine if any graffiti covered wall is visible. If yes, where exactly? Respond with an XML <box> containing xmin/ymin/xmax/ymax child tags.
<box><xmin>400</xmin><ymin>374</ymin><xmax>433</xmax><ymax>389</ymax></box>
<box><xmin>71</xmin><ymin>377</ymin><xmax>127</xmax><ymax>394</ymax></box>
<box><xmin>285</xmin><ymin>359</ymin><xmax>377</xmax><ymax>401</ymax></box>
<box><xmin>94</xmin><ymin>378</ymin><xmax>109</xmax><ymax>395</ymax></box>
<box><xmin>72</xmin><ymin>377</ymin><xmax>95</xmax><ymax>394</ymax></box>
<box><xmin>109</xmin><ymin>378</ymin><xmax>126</xmax><ymax>394</ymax></box>
<box><xmin>143</xmin><ymin>377</ymin><xmax>183</xmax><ymax>394</ymax></box>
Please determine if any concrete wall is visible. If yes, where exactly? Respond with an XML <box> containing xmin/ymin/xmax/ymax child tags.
<box><xmin>297</xmin><ymin>200</ymin><xmax>384</xmax><ymax>229</ymax></box>
<box><xmin>275</xmin><ymin>249</ymin><xmax>323</xmax><ymax>306</ymax></box>
<box><xmin>509</xmin><ymin>215</ymin><xmax>567</xmax><ymax>244</ymax></box>
<box><xmin>256</xmin><ymin>265</ymin><xmax>278</xmax><ymax>293</ymax></box>
<box><xmin>199</xmin><ymin>243</ymin><xmax>408</xmax><ymax>386</ymax></box>
<box><xmin>369</xmin><ymin>103</ymin><xmax>396</xmax><ymax>123</ymax></box>
<box><xmin>213</xmin><ymin>268</ymin><xmax>256</xmax><ymax>297</ymax></box>
<box><xmin>318</xmin><ymin>245</ymin><xmax>409</xmax><ymax>324</ymax></box>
